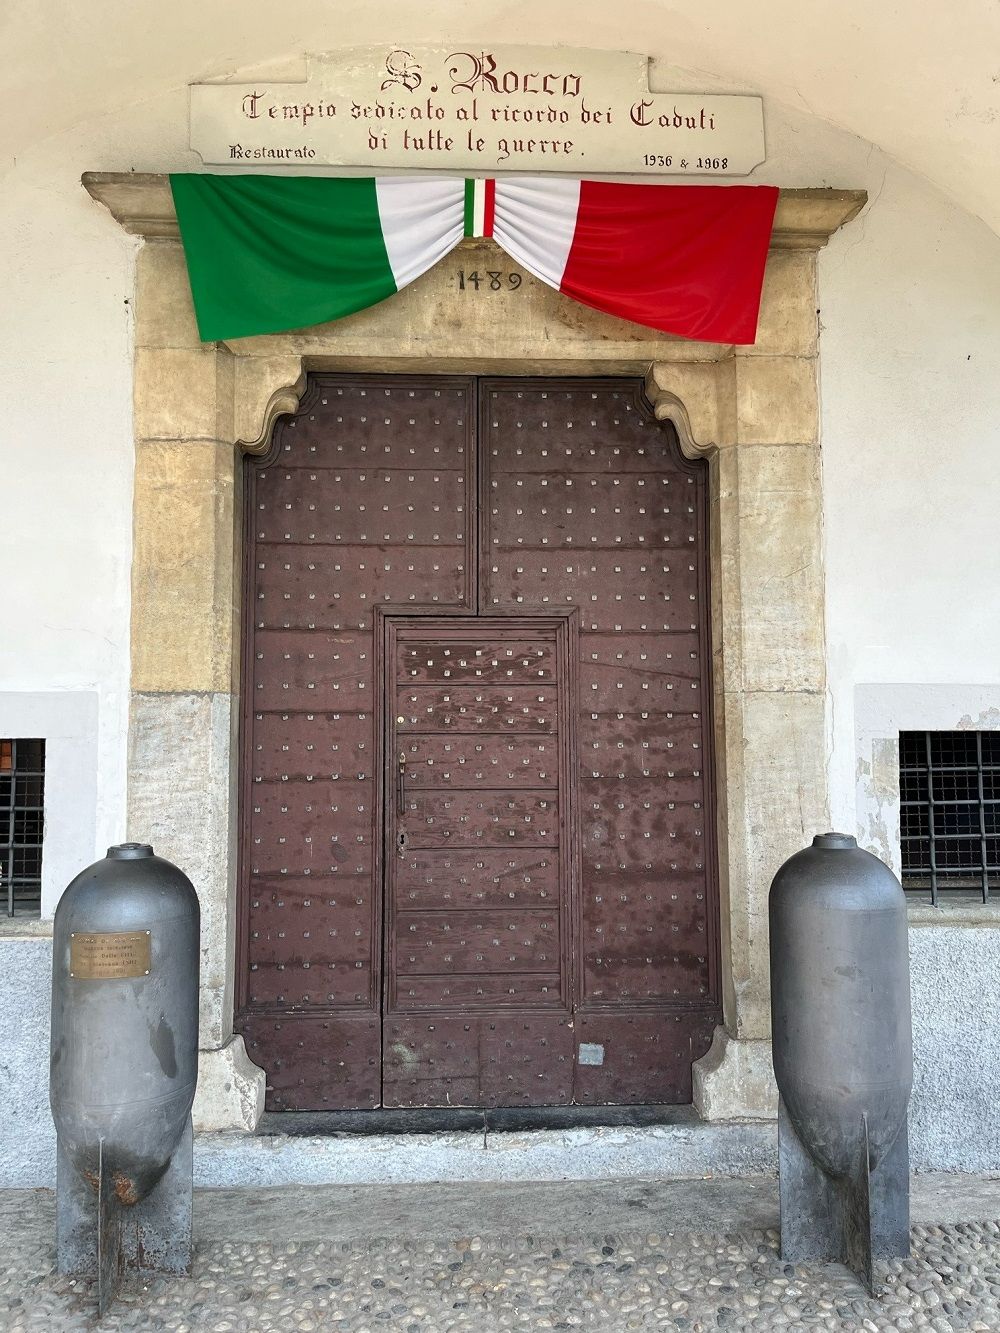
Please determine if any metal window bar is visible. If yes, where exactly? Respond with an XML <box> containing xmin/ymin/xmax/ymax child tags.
<box><xmin>899</xmin><ymin>730</ymin><xmax>999</xmax><ymax>905</ymax></box>
<box><xmin>977</xmin><ymin>730</ymin><xmax>990</xmax><ymax>900</ymax></box>
<box><xmin>0</xmin><ymin>738</ymin><xmax>45</xmax><ymax>917</ymax></box>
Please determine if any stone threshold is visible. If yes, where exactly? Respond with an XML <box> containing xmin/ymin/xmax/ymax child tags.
<box><xmin>258</xmin><ymin>1103</ymin><xmax>700</xmax><ymax>1138</ymax></box>
<box><xmin>193</xmin><ymin>1118</ymin><xmax>777</xmax><ymax>1188</ymax></box>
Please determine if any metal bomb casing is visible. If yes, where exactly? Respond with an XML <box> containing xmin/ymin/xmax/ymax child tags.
<box><xmin>50</xmin><ymin>844</ymin><xmax>199</xmax><ymax>1205</ymax></box>
<box><xmin>769</xmin><ymin>832</ymin><xmax>912</xmax><ymax>1181</ymax></box>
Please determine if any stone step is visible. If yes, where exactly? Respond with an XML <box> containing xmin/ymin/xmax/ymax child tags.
<box><xmin>193</xmin><ymin>1115</ymin><xmax>778</xmax><ymax>1188</ymax></box>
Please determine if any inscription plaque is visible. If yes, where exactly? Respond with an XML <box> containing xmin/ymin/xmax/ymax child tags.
<box><xmin>69</xmin><ymin>931</ymin><xmax>151</xmax><ymax>980</ymax></box>
<box><xmin>189</xmin><ymin>45</ymin><xmax>766</xmax><ymax>176</ymax></box>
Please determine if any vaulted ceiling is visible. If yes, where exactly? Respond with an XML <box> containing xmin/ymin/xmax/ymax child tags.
<box><xmin>4</xmin><ymin>0</ymin><xmax>999</xmax><ymax>233</ymax></box>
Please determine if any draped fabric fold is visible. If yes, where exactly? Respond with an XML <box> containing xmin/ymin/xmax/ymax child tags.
<box><xmin>169</xmin><ymin>173</ymin><xmax>779</xmax><ymax>345</ymax></box>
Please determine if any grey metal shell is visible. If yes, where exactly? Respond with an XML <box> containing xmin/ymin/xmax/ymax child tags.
<box><xmin>50</xmin><ymin>844</ymin><xmax>200</xmax><ymax>1205</ymax></box>
<box><xmin>769</xmin><ymin>832</ymin><xmax>912</xmax><ymax>1181</ymax></box>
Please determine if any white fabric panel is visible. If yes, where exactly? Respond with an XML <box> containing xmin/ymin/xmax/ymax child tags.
<box><xmin>492</xmin><ymin>178</ymin><xmax>582</xmax><ymax>289</ymax></box>
<box><xmin>375</xmin><ymin>177</ymin><xmax>465</xmax><ymax>290</ymax></box>
<box><xmin>472</xmin><ymin>178</ymin><xmax>487</xmax><ymax>238</ymax></box>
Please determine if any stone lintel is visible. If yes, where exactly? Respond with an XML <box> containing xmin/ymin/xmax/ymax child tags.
<box><xmin>82</xmin><ymin>172</ymin><xmax>866</xmax><ymax>251</ymax></box>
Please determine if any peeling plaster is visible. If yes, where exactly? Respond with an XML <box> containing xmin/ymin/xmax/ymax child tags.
<box><xmin>957</xmin><ymin>706</ymin><xmax>1000</xmax><ymax>730</ymax></box>
<box><xmin>853</xmin><ymin>685</ymin><xmax>1000</xmax><ymax>880</ymax></box>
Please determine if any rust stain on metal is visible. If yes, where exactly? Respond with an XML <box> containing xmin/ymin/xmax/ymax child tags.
<box><xmin>113</xmin><ymin>1172</ymin><xmax>140</xmax><ymax>1207</ymax></box>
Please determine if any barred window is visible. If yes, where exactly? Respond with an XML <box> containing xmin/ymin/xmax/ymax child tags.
<box><xmin>900</xmin><ymin>731</ymin><xmax>1000</xmax><ymax>904</ymax></box>
<box><xmin>0</xmin><ymin>739</ymin><xmax>45</xmax><ymax>917</ymax></box>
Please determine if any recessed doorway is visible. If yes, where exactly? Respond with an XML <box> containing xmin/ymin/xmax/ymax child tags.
<box><xmin>237</xmin><ymin>373</ymin><xmax>720</xmax><ymax>1111</ymax></box>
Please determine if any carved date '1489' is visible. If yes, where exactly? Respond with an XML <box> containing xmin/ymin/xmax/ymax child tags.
<box><xmin>457</xmin><ymin>271</ymin><xmax>523</xmax><ymax>291</ymax></box>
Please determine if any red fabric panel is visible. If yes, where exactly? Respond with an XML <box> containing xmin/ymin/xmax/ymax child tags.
<box><xmin>558</xmin><ymin>182</ymin><xmax>779</xmax><ymax>345</ymax></box>
<box><xmin>483</xmin><ymin>178</ymin><xmax>497</xmax><ymax>238</ymax></box>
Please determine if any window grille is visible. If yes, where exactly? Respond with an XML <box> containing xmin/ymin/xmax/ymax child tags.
<box><xmin>899</xmin><ymin>730</ymin><xmax>1000</xmax><ymax>904</ymax></box>
<box><xmin>0</xmin><ymin>739</ymin><xmax>45</xmax><ymax>917</ymax></box>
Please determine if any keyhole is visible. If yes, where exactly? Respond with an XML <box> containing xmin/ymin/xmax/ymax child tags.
<box><xmin>397</xmin><ymin>831</ymin><xmax>408</xmax><ymax>853</ymax></box>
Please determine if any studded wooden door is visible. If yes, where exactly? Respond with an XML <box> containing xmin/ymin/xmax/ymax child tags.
<box><xmin>384</xmin><ymin>618</ymin><xmax>574</xmax><ymax>1106</ymax></box>
<box><xmin>238</xmin><ymin>373</ymin><xmax>720</xmax><ymax>1112</ymax></box>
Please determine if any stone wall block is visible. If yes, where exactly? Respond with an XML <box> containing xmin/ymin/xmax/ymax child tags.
<box><xmin>723</xmin><ymin>688</ymin><xmax>829</xmax><ymax>1040</ymax></box>
<box><xmin>135</xmin><ymin>240</ymin><xmax>202</xmax><ymax>349</ymax></box>
<box><xmin>649</xmin><ymin>359</ymin><xmax>736</xmax><ymax>450</ymax></box>
<box><xmin>709</xmin><ymin>681</ymin><xmax>745</xmax><ymax>1030</ymax></box>
<box><xmin>692</xmin><ymin>1027</ymin><xmax>779</xmax><ymax>1121</ymax></box>
<box><xmin>708</xmin><ymin>445</ymin><xmax>743</xmax><ymax>695</ymax></box>
<box><xmin>127</xmin><ymin>691</ymin><xmax>237</xmax><ymax>1050</ymax></box>
<box><xmin>735</xmin><ymin>444</ymin><xmax>825</xmax><ymax>693</ymax></box>
<box><xmin>0</xmin><ymin>940</ymin><xmax>56</xmax><ymax>1186</ymax></box>
<box><xmin>131</xmin><ymin>439</ymin><xmax>237</xmax><ymax>695</ymax></box>
<box><xmin>134</xmin><ymin>346</ymin><xmax>228</xmax><ymax>440</ymax></box>
<box><xmin>194</xmin><ymin>1037</ymin><xmax>265</xmax><ymax>1133</ymax></box>
<box><xmin>743</xmin><ymin>251</ymin><xmax>818</xmax><ymax>359</ymax></box>
<box><xmin>735</xmin><ymin>356</ymin><xmax>818</xmax><ymax>446</ymax></box>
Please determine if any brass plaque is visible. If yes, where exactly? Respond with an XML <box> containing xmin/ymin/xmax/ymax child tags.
<box><xmin>69</xmin><ymin>931</ymin><xmax>151</xmax><ymax>980</ymax></box>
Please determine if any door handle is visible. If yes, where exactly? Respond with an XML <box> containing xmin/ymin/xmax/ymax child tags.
<box><xmin>396</xmin><ymin>750</ymin><xmax>406</xmax><ymax>816</ymax></box>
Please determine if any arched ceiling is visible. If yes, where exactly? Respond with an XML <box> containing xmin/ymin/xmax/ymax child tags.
<box><xmin>4</xmin><ymin>0</ymin><xmax>999</xmax><ymax>233</ymax></box>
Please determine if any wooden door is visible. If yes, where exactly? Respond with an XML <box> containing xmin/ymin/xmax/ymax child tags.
<box><xmin>479</xmin><ymin>379</ymin><xmax>720</xmax><ymax>1103</ymax></box>
<box><xmin>383</xmin><ymin>619</ymin><xmax>574</xmax><ymax>1106</ymax></box>
<box><xmin>237</xmin><ymin>375</ymin><xmax>476</xmax><ymax>1111</ymax></box>
<box><xmin>237</xmin><ymin>373</ymin><xmax>720</xmax><ymax>1112</ymax></box>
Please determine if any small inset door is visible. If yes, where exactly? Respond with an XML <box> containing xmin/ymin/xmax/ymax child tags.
<box><xmin>383</xmin><ymin>618</ymin><xmax>575</xmax><ymax>1107</ymax></box>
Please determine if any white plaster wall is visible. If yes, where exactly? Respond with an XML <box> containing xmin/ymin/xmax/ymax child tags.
<box><xmin>820</xmin><ymin>163</ymin><xmax>1000</xmax><ymax>841</ymax></box>
<box><xmin>0</xmin><ymin>135</ymin><xmax>136</xmax><ymax>908</ymax></box>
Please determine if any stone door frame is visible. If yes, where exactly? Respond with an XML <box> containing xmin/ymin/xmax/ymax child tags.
<box><xmin>84</xmin><ymin>174</ymin><xmax>864</xmax><ymax>1131</ymax></box>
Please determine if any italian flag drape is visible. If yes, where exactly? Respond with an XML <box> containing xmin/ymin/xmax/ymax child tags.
<box><xmin>169</xmin><ymin>174</ymin><xmax>779</xmax><ymax>345</ymax></box>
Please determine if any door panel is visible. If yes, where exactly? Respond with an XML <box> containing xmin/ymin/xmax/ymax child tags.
<box><xmin>255</xmin><ymin>548</ymin><xmax>470</xmax><ymax>632</ymax></box>
<box><xmin>256</xmin><ymin>468</ymin><xmax>468</xmax><ymax>545</ymax></box>
<box><xmin>401</xmin><ymin>791</ymin><xmax>560</xmax><ymax>848</ymax></box>
<box><xmin>381</xmin><ymin>1013</ymin><xmax>575</xmax><ymax>1107</ymax></box>
<box><xmin>400</xmin><ymin>735</ymin><xmax>559</xmax><ymax>789</ymax></box>
<box><xmin>396</xmin><ymin>685</ymin><xmax>559</xmax><ymax>733</ymax></box>
<box><xmin>395</xmin><ymin>848</ymin><xmax>560</xmax><ymax>907</ymax></box>
<box><xmin>397</xmin><ymin>638</ymin><xmax>558</xmax><ymax>683</ymax></box>
<box><xmin>394</xmin><ymin>973</ymin><xmax>564</xmax><ymax>1008</ymax></box>
<box><xmin>383</xmin><ymin>617</ymin><xmax>574</xmax><ymax>1107</ymax></box>
<box><xmin>480</xmin><ymin>379</ymin><xmax>720</xmax><ymax>1105</ymax></box>
<box><xmin>238</xmin><ymin>375</ymin><xmax>476</xmax><ymax>1111</ymax></box>
<box><xmin>393</xmin><ymin>908</ymin><xmax>561</xmax><ymax>973</ymax></box>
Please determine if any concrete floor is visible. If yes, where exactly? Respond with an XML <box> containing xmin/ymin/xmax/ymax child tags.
<box><xmin>4</xmin><ymin>1171</ymin><xmax>998</xmax><ymax>1250</ymax></box>
<box><xmin>191</xmin><ymin>1171</ymin><xmax>1000</xmax><ymax>1242</ymax></box>
<box><xmin>7</xmin><ymin>1173</ymin><xmax>1000</xmax><ymax>1242</ymax></box>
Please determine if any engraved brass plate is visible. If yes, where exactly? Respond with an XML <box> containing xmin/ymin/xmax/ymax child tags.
<box><xmin>69</xmin><ymin>931</ymin><xmax>151</xmax><ymax>980</ymax></box>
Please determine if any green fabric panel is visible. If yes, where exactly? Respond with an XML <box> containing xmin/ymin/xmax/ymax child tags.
<box><xmin>169</xmin><ymin>175</ymin><xmax>396</xmax><ymax>342</ymax></box>
<box><xmin>463</xmin><ymin>179</ymin><xmax>474</xmax><ymax>237</ymax></box>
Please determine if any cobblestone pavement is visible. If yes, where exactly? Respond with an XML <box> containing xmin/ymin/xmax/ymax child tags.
<box><xmin>5</xmin><ymin>1218</ymin><xmax>1000</xmax><ymax>1331</ymax></box>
